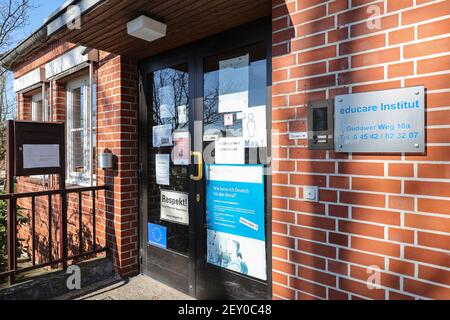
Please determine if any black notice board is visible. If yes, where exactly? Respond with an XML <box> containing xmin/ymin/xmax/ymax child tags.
<box><xmin>13</xmin><ymin>121</ymin><xmax>65</xmax><ymax>177</ymax></box>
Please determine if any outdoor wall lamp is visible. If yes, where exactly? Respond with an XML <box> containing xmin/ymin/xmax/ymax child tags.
<box><xmin>127</xmin><ymin>15</ymin><xmax>167</xmax><ymax>42</ymax></box>
<box><xmin>98</xmin><ymin>149</ymin><xmax>114</xmax><ymax>170</ymax></box>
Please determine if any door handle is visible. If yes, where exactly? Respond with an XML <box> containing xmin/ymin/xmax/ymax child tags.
<box><xmin>190</xmin><ymin>151</ymin><xmax>203</xmax><ymax>181</ymax></box>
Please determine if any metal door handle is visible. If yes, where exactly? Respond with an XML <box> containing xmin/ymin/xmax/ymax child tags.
<box><xmin>190</xmin><ymin>151</ymin><xmax>203</xmax><ymax>181</ymax></box>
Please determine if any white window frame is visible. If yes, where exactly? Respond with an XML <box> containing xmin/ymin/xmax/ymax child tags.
<box><xmin>31</xmin><ymin>91</ymin><xmax>46</xmax><ymax>122</ymax></box>
<box><xmin>30</xmin><ymin>91</ymin><xmax>48</xmax><ymax>183</ymax></box>
<box><xmin>66</xmin><ymin>76</ymin><xmax>96</xmax><ymax>186</ymax></box>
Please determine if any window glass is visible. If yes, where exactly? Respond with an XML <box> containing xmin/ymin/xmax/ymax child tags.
<box><xmin>32</xmin><ymin>92</ymin><xmax>45</xmax><ymax>122</ymax></box>
<box><xmin>67</xmin><ymin>78</ymin><xmax>95</xmax><ymax>186</ymax></box>
<box><xmin>203</xmin><ymin>42</ymin><xmax>269</xmax><ymax>280</ymax></box>
<box><xmin>203</xmin><ymin>43</ymin><xmax>267</xmax><ymax>142</ymax></box>
<box><xmin>30</xmin><ymin>92</ymin><xmax>47</xmax><ymax>182</ymax></box>
<box><xmin>148</xmin><ymin>63</ymin><xmax>190</xmax><ymax>255</ymax></box>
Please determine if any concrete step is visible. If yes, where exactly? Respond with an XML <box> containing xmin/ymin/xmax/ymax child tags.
<box><xmin>56</xmin><ymin>274</ymin><xmax>194</xmax><ymax>300</ymax></box>
<box><xmin>0</xmin><ymin>256</ymin><xmax>113</xmax><ymax>300</ymax></box>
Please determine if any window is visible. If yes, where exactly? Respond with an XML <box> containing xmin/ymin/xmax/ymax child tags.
<box><xmin>66</xmin><ymin>76</ymin><xmax>96</xmax><ymax>186</ymax></box>
<box><xmin>30</xmin><ymin>91</ymin><xmax>48</xmax><ymax>183</ymax></box>
<box><xmin>31</xmin><ymin>92</ymin><xmax>46</xmax><ymax>121</ymax></box>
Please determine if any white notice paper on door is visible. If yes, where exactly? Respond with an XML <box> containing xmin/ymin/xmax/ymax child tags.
<box><xmin>153</xmin><ymin>124</ymin><xmax>173</xmax><ymax>147</ymax></box>
<box><xmin>23</xmin><ymin>144</ymin><xmax>60</xmax><ymax>169</ymax></box>
<box><xmin>155</xmin><ymin>154</ymin><xmax>170</xmax><ymax>185</ymax></box>
<box><xmin>159</xmin><ymin>86</ymin><xmax>175</xmax><ymax>118</ymax></box>
<box><xmin>218</xmin><ymin>54</ymin><xmax>249</xmax><ymax>113</ymax></box>
<box><xmin>215</xmin><ymin>137</ymin><xmax>245</xmax><ymax>164</ymax></box>
<box><xmin>177</xmin><ymin>105</ymin><xmax>187</xmax><ymax>124</ymax></box>
<box><xmin>243</xmin><ymin>105</ymin><xmax>267</xmax><ymax>148</ymax></box>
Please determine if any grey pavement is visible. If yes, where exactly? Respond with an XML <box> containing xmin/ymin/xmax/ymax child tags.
<box><xmin>55</xmin><ymin>274</ymin><xmax>193</xmax><ymax>300</ymax></box>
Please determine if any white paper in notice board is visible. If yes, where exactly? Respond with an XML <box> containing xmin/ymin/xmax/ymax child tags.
<box><xmin>23</xmin><ymin>144</ymin><xmax>60</xmax><ymax>169</ymax></box>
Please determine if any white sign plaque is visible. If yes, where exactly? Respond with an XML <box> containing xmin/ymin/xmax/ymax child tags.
<box><xmin>334</xmin><ymin>86</ymin><xmax>425</xmax><ymax>153</ymax></box>
<box><xmin>289</xmin><ymin>131</ymin><xmax>308</xmax><ymax>140</ymax></box>
<box><xmin>160</xmin><ymin>190</ymin><xmax>189</xmax><ymax>225</ymax></box>
<box><xmin>23</xmin><ymin>144</ymin><xmax>60</xmax><ymax>169</ymax></box>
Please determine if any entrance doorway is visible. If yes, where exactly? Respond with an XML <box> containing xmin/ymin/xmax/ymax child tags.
<box><xmin>139</xmin><ymin>20</ymin><xmax>272</xmax><ymax>299</ymax></box>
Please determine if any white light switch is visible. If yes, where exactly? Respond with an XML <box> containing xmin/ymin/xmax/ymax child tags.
<box><xmin>303</xmin><ymin>186</ymin><xmax>319</xmax><ymax>202</ymax></box>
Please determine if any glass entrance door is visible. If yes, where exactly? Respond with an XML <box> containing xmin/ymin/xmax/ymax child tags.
<box><xmin>140</xmin><ymin>53</ymin><xmax>197</xmax><ymax>295</ymax></box>
<box><xmin>195</xmin><ymin>37</ymin><xmax>271</xmax><ymax>300</ymax></box>
<box><xmin>139</xmin><ymin>19</ymin><xmax>271</xmax><ymax>299</ymax></box>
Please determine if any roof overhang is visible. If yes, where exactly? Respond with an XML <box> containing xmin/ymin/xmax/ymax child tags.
<box><xmin>1</xmin><ymin>0</ymin><xmax>271</xmax><ymax>70</ymax></box>
<box><xmin>0</xmin><ymin>0</ymin><xmax>105</xmax><ymax>70</ymax></box>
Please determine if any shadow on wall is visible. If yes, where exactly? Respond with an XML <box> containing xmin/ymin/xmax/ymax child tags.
<box><xmin>14</xmin><ymin>181</ymin><xmax>107</xmax><ymax>273</ymax></box>
<box><xmin>271</xmin><ymin>1</ymin><xmax>446</xmax><ymax>300</ymax></box>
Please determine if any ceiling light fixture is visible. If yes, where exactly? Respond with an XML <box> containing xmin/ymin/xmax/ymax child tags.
<box><xmin>127</xmin><ymin>15</ymin><xmax>167</xmax><ymax>42</ymax></box>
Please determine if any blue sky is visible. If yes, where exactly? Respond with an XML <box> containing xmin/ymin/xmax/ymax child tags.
<box><xmin>5</xmin><ymin>0</ymin><xmax>66</xmax><ymax>118</ymax></box>
<box><xmin>11</xmin><ymin>0</ymin><xmax>67</xmax><ymax>48</ymax></box>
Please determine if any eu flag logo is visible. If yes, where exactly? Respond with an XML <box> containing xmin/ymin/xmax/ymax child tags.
<box><xmin>148</xmin><ymin>223</ymin><xmax>167</xmax><ymax>249</ymax></box>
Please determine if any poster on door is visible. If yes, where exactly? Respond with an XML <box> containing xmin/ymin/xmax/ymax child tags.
<box><xmin>153</xmin><ymin>124</ymin><xmax>173</xmax><ymax>147</ymax></box>
<box><xmin>159</xmin><ymin>86</ymin><xmax>175</xmax><ymax>119</ymax></box>
<box><xmin>218</xmin><ymin>54</ymin><xmax>249</xmax><ymax>113</ymax></box>
<box><xmin>215</xmin><ymin>137</ymin><xmax>245</xmax><ymax>164</ymax></box>
<box><xmin>172</xmin><ymin>130</ymin><xmax>190</xmax><ymax>165</ymax></box>
<box><xmin>242</xmin><ymin>105</ymin><xmax>267</xmax><ymax>148</ymax></box>
<box><xmin>205</xmin><ymin>164</ymin><xmax>266</xmax><ymax>280</ymax></box>
<box><xmin>160</xmin><ymin>189</ymin><xmax>189</xmax><ymax>225</ymax></box>
<box><xmin>155</xmin><ymin>154</ymin><xmax>170</xmax><ymax>185</ymax></box>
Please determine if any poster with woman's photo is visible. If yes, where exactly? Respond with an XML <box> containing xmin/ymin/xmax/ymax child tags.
<box><xmin>207</xmin><ymin>229</ymin><xmax>266</xmax><ymax>280</ymax></box>
<box><xmin>205</xmin><ymin>164</ymin><xmax>266</xmax><ymax>280</ymax></box>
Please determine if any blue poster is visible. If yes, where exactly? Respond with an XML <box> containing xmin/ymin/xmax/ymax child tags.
<box><xmin>206</xmin><ymin>164</ymin><xmax>266</xmax><ymax>280</ymax></box>
<box><xmin>148</xmin><ymin>223</ymin><xmax>167</xmax><ymax>249</ymax></box>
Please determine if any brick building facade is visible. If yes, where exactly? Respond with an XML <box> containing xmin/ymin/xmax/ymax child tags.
<box><xmin>14</xmin><ymin>45</ymin><xmax>140</xmax><ymax>277</ymax></box>
<box><xmin>271</xmin><ymin>0</ymin><xmax>450</xmax><ymax>300</ymax></box>
<box><xmin>2</xmin><ymin>0</ymin><xmax>449</xmax><ymax>299</ymax></box>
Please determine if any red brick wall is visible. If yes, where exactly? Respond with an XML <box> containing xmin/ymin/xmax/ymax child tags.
<box><xmin>16</xmin><ymin>77</ymin><xmax>99</xmax><ymax>264</ymax></box>
<box><xmin>96</xmin><ymin>53</ymin><xmax>139</xmax><ymax>276</ymax></box>
<box><xmin>272</xmin><ymin>0</ymin><xmax>450</xmax><ymax>300</ymax></box>
<box><xmin>14</xmin><ymin>45</ymin><xmax>139</xmax><ymax>277</ymax></box>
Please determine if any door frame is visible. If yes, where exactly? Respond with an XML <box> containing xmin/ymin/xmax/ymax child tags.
<box><xmin>138</xmin><ymin>17</ymin><xmax>272</xmax><ymax>299</ymax></box>
<box><xmin>139</xmin><ymin>48</ymin><xmax>197</xmax><ymax>296</ymax></box>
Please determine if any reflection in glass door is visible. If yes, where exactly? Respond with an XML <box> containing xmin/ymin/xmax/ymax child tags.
<box><xmin>148</xmin><ymin>63</ymin><xmax>190</xmax><ymax>254</ymax></box>
<box><xmin>140</xmin><ymin>19</ymin><xmax>271</xmax><ymax>299</ymax></box>
<box><xmin>198</xmin><ymin>39</ymin><xmax>270</xmax><ymax>299</ymax></box>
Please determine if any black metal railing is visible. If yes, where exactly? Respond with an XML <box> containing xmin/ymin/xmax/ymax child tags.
<box><xmin>0</xmin><ymin>185</ymin><xmax>109</xmax><ymax>283</ymax></box>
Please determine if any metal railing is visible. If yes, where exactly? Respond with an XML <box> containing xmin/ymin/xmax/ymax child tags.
<box><xmin>0</xmin><ymin>185</ymin><xmax>109</xmax><ymax>283</ymax></box>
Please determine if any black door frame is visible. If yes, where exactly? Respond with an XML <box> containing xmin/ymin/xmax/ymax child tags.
<box><xmin>139</xmin><ymin>48</ymin><xmax>197</xmax><ymax>296</ymax></box>
<box><xmin>138</xmin><ymin>17</ymin><xmax>272</xmax><ymax>299</ymax></box>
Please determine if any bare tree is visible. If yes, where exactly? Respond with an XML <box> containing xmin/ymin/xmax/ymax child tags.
<box><xmin>0</xmin><ymin>0</ymin><xmax>34</xmax><ymax>175</ymax></box>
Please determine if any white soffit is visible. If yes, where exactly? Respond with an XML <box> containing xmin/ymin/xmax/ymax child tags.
<box><xmin>127</xmin><ymin>15</ymin><xmax>167</xmax><ymax>42</ymax></box>
<box><xmin>14</xmin><ymin>68</ymin><xmax>44</xmax><ymax>93</ymax></box>
<box><xmin>47</xmin><ymin>0</ymin><xmax>102</xmax><ymax>36</ymax></box>
<box><xmin>45</xmin><ymin>46</ymin><xmax>88</xmax><ymax>79</ymax></box>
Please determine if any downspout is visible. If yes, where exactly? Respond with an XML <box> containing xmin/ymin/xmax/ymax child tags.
<box><xmin>49</xmin><ymin>80</ymin><xmax>54</xmax><ymax>190</ymax></box>
<box><xmin>42</xmin><ymin>81</ymin><xmax>50</xmax><ymax>189</ymax></box>
<box><xmin>15</xmin><ymin>93</ymin><xmax>19</xmax><ymax>119</ymax></box>
<box><xmin>41</xmin><ymin>81</ymin><xmax>46</xmax><ymax>121</ymax></box>
<box><xmin>89</xmin><ymin>61</ymin><xmax>95</xmax><ymax>186</ymax></box>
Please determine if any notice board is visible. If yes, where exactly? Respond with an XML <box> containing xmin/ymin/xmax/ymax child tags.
<box><xmin>12</xmin><ymin>121</ymin><xmax>65</xmax><ymax>177</ymax></box>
